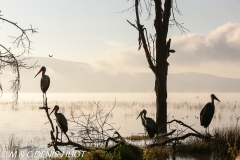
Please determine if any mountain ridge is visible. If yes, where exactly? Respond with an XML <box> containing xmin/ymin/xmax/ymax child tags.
<box><xmin>1</xmin><ymin>57</ymin><xmax>239</xmax><ymax>93</ymax></box>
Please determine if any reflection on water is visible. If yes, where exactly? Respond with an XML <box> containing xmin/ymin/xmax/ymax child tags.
<box><xmin>0</xmin><ymin>92</ymin><xmax>240</xmax><ymax>159</ymax></box>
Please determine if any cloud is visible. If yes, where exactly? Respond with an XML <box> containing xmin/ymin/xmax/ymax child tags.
<box><xmin>170</xmin><ymin>22</ymin><xmax>240</xmax><ymax>66</ymax></box>
<box><xmin>89</xmin><ymin>47</ymin><xmax>151</xmax><ymax>74</ymax></box>
<box><xmin>98</xmin><ymin>38</ymin><xmax>126</xmax><ymax>47</ymax></box>
<box><xmin>90</xmin><ymin>22</ymin><xmax>240</xmax><ymax>77</ymax></box>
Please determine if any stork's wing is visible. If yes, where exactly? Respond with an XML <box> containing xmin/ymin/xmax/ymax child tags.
<box><xmin>56</xmin><ymin>113</ymin><xmax>68</xmax><ymax>133</ymax></box>
<box><xmin>47</xmin><ymin>76</ymin><xmax>50</xmax><ymax>91</ymax></box>
<box><xmin>200</xmin><ymin>102</ymin><xmax>214</xmax><ymax>127</ymax></box>
<box><xmin>200</xmin><ymin>105</ymin><xmax>206</xmax><ymax>116</ymax></box>
<box><xmin>40</xmin><ymin>75</ymin><xmax>50</xmax><ymax>93</ymax></box>
<box><xmin>145</xmin><ymin>117</ymin><xmax>158</xmax><ymax>130</ymax></box>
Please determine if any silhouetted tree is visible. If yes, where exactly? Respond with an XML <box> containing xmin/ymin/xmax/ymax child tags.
<box><xmin>0</xmin><ymin>10</ymin><xmax>38</xmax><ymax>103</ymax></box>
<box><xmin>127</xmin><ymin>0</ymin><xmax>187</xmax><ymax>133</ymax></box>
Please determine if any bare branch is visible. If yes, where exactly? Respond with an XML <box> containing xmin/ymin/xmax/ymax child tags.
<box><xmin>158</xmin><ymin>119</ymin><xmax>203</xmax><ymax>135</ymax></box>
<box><xmin>134</xmin><ymin>0</ymin><xmax>155</xmax><ymax>73</ymax></box>
<box><xmin>0</xmin><ymin>13</ymin><xmax>38</xmax><ymax>103</ymax></box>
<box><xmin>126</xmin><ymin>20</ymin><xmax>138</xmax><ymax>30</ymax></box>
<box><xmin>170</xmin><ymin>0</ymin><xmax>189</xmax><ymax>35</ymax></box>
<box><xmin>148</xmin><ymin>132</ymin><xmax>206</xmax><ymax>148</ymax></box>
<box><xmin>39</xmin><ymin>98</ymin><xmax>55</xmax><ymax>132</ymax></box>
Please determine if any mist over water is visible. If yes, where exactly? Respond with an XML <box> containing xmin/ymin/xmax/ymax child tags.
<box><xmin>0</xmin><ymin>92</ymin><xmax>239</xmax><ymax>153</ymax></box>
<box><xmin>2</xmin><ymin>92</ymin><xmax>239</xmax><ymax>103</ymax></box>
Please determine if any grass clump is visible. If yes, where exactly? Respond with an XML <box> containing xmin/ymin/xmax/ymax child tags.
<box><xmin>84</xmin><ymin>144</ymin><xmax>143</xmax><ymax>160</ymax></box>
<box><xmin>175</xmin><ymin>127</ymin><xmax>240</xmax><ymax>160</ymax></box>
<box><xmin>176</xmin><ymin>138</ymin><xmax>211</xmax><ymax>154</ymax></box>
<box><xmin>211</xmin><ymin>127</ymin><xmax>240</xmax><ymax>159</ymax></box>
<box><xmin>143</xmin><ymin>146</ymin><xmax>170</xmax><ymax>160</ymax></box>
<box><xmin>125</xmin><ymin>134</ymin><xmax>149</xmax><ymax>141</ymax></box>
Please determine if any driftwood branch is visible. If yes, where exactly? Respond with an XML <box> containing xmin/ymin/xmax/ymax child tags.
<box><xmin>148</xmin><ymin>132</ymin><xmax>206</xmax><ymax>148</ymax></box>
<box><xmin>158</xmin><ymin>129</ymin><xmax>176</xmax><ymax>138</ymax></box>
<box><xmin>105</xmin><ymin>131</ymin><xmax>126</xmax><ymax>151</ymax></box>
<box><xmin>105</xmin><ymin>141</ymin><xmax>124</xmax><ymax>152</ymax></box>
<box><xmin>159</xmin><ymin>119</ymin><xmax>203</xmax><ymax>135</ymax></box>
<box><xmin>39</xmin><ymin>98</ymin><xmax>55</xmax><ymax>132</ymax></box>
<box><xmin>147</xmin><ymin>119</ymin><xmax>207</xmax><ymax>148</ymax></box>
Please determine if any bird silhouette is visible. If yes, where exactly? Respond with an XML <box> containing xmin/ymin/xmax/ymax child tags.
<box><xmin>200</xmin><ymin>94</ymin><xmax>220</xmax><ymax>134</ymax></box>
<box><xmin>137</xmin><ymin>109</ymin><xmax>158</xmax><ymax>138</ymax></box>
<box><xmin>50</xmin><ymin>105</ymin><xmax>70</xmax><ymax>142</ymax></box>
<box><xmin>34</xmin><ymin>66</ymin><xmax>50</xmax><ymax>104</ymax></box>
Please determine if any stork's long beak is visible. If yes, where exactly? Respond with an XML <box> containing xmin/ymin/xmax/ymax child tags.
<box><xmin>136</xmin><ymin>111</ymin><xmax>142</xmax><ymax>120</ymax></box>
<box><xmin>50</xmin><ymin>107</ymin><xmax>56</xmax><ymax>115</ymax></box>
<box><xmin>214</xmin><ymin>96</ymin><xmax>220</xmax><ymax>102</ymax></box>
<box><xmin>34</xmin><ymin>68</ymin><xmax>42</xmax><ymax>78</ymax></box>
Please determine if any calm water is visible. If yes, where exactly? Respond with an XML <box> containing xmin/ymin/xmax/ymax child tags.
<box><xmin>0</xmin><ymin>92</ymin><xmax>240</xmax><ymax>158</ymax></box>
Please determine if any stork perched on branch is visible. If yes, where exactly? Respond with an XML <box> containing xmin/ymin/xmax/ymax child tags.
<box><xmin>34</xmin><ymin>66</ymin><xmax>50</xmax><ymax>104</ymax></box>
<box><xmin>50</xmin><ymin>105</ymin><xmax>70</xmax><ymax>142</ymax></box>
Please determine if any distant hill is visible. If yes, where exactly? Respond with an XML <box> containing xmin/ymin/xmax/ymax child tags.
<box><xmin>1</xmin><ymin>57</ymin><xmax>240</xmax><ymax>93</ymax></box>
<box><xmin>168</xmin><ymin>72</ymin><xmax>240</xmax><ymax>92</ymax></box>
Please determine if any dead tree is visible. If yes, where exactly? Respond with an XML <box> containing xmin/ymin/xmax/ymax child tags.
<box><xmin>127</xmin><ymin>0</ymin><xmax>188</xmax><ymax>133</ymax></box>
<box><xmin>40</xmin><ymin>98</ymin><xmax>123</xmax><ymax>153</ymax></box>
<box><xmin>0</xmin><ymin>11</ymin><xmax>38</xmax><ymax>103</ymax></box>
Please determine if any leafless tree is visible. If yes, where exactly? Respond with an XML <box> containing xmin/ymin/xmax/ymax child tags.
<box><xmin>0</xmin><ymin>10</ymin><xmax>38</xmax><ymax>103</ymax></box>
<box><xmin>40</xmin><ymin>98</ymin><xmax>123</xmax><ymax>153</ymax></box>
<box><xmin>126</xmin><ymin>0</ymin><xmax>188</xmax><ymax>133</ymax></box>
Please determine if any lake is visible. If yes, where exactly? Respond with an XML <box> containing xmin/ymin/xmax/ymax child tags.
<box><xmin>0</xmin><ymin>92</ymin><xmax>239</xmax><ymax>159</ymax></box>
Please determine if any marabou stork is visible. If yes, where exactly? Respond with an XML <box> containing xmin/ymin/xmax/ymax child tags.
<box><xmin>137</xmin><ymin>109</ymin><xmax>158</xmax><ymax>138</ymax></box>
<box><xmin>34</xmin><ymin>66</ymin><xmax>50</xmax><ymax>104</ymax></box>
<box><xmin>200</xmin><ymin>94</ymin><xmax>220</xmax><ymax>134</ymax></box>
<box><xmin>50</xmin><ymin>105</ymin><xmax>70</xmax><ymax>142</ymax></box>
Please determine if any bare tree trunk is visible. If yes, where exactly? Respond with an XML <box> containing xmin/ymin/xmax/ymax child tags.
<box><xmin>154</xmin><ymin>0</ymin><xmax>171</xmax><ymax>133</ymax></box>
<box><xmin>155</xmin><ymin>68</ymin><xmax>168</xmax><ymax>133</ymax></box>
<box><xmin>128</xmin><ymin>0</ymin><xmax>172</xmax><ymax>134</ymax></box>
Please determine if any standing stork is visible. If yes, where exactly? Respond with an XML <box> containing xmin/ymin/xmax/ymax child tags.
<box><xmin>137</xmin><ymin>109</ymin><xmax>158</xmax><ymax>138</ymax></box>
<box><xmin>50</xmin><ymin>105</ymin><xmax>70</xmax><ymax>142</ymax></box>
<box><xmin>200</xmin><ymin>94</ymin><xmax>220</xmax><ymax>134</ymax></box>
<box><xmin>34</xmin><ymin>66</ymin><xmax>50</xmax><ymax>104</ymax></box>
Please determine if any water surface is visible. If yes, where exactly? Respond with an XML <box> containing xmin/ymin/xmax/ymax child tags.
<box><xmin>0</xmin><ymin>92</ymin><xmax>239</xmax><ymax>158</ymax></box>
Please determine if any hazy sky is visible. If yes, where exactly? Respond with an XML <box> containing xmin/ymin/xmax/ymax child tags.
<box><xmin>1</xmin><ymin>0</ymin><xmax>240</xmax><ymax>78</ymax></box>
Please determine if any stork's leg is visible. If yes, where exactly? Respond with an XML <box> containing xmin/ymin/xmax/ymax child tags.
<box><xmin>45</xmin><ymin>93</ymin><xmax>47</xmax><ymax>105</ymax></box>
<box><xmin>64</xmin><ymin>132</ymin><xmax>70</xmax><ymax>142</ymax></box>
<box><xmin>43</xmin><ymin>93</ymin><xmax>44</xmax><ymax>106</ymax></box>
<box><xmin>144</xmin><ymin>129</ymin><xmax>147</xmax><ymax>145</ymax></box>
<box><xmin>61</xmin><ymin>130</ymin><xmax>63</xmax><ymax>142</ymax></box>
